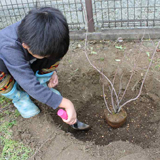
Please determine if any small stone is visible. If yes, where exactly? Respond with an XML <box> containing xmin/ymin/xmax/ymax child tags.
<box><xmin>78</xmin><ymin>44</ymin><xmax>81</xmax><ymax>48</ymax></box>
<box><xmin>117</xmin><ymin>37</ymin><xmax>123</xmax><ymax>43</ymax></box>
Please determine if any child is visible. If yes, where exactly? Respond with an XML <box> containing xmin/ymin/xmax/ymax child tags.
<box><xmin>0</xmin><ymin>7</ymin><xmax>77</xmax><ymax>125</ymax></box>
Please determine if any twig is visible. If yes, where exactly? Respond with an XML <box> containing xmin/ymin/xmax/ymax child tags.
<box><xmin>147</xmin><ymin>33</ymin><xmax>155</xmax><ymax>47</ymax></box>
<box><xmin>28</xmin><ymin>132</ymin><xmax>57</xmax><ymax>160</ymax></box>
<box><xmin>111</xmin><ymin>69</ymin><xmax>119</xmax><ymax>107</ymax></box>
<box><xmin>109</xmin><ymin>86</ymin><xmax>116</xmax><ymax>112</ymax></box>
<box><xmin>119</xmin><ymin>68</ymin><xmax>135</xmax><ymax>104</ymax></box>
<box><xmin>102</xmin><ymin>84</ymin><xmax>111</xmax><ymax>113</ymax></box>
<box><xmin>100</xmin><ymin>69</ymin><xmax>114</xmax><ymax>113</ymax></box>
<box><xmin>100</xmin><ymin>70</ymin><xmax>112</xmax><ymax>113</ymax></box>
<box><xmin>118</xmin><ymin>73</ymin><xmax>123</xmax><ymax>98</ymax></box>
<box><xmin>82</xmin><ymin>3</ymin><xmax>119</xmax><ymax>107</ymax></box>
<box><xmin>118</xmin><ymin>29</ymin><xmax>146</xmax><ymax>107</ymax></box>
<box><xmin>81</xmin><ymin>2</ymin><xmax>158</xmax><ymax>114</ymax></box>
<box><xmin>131</xmin><ymin>80</ymin><xmax>139</xmax><ymax>91</ymax></box>
<box><xmin>118</xmin><ymin>41</ymin><xmax>160</xmax><ymax>112</ymax></box>
<box><xmin>56</xmin><ymin>144</ymin><xmax>72</xmax><ymax>158</ymax></box>
<box><xmin>110</xmin><ymin>39</ymin><xmax>129</xmax><ymax>106</ymax></box>
<box><xmin>155</xmin><ymin>78</ymin><xmax>160</xmax><ymax>83</ymax></box>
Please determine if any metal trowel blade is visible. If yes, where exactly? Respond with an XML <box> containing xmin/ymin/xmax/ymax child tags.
<box><xmin>71</xmin><ymin>120</ymin><xmax>90</xmax><ymax>131</ymax></box>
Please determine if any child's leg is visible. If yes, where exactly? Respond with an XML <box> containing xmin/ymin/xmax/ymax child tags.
<box><xmin>32</xmin><ymin>58</ymin><xmax>61</xmax><ymax>95</ymax></box>
<box><xmin>0</xmin><ymin>71</ymin><xmax>15</xmax><ymax>94</ymax></box>
<box><xmin>0</xmin><ymin>71</ymin><xmax>40</xmax><ymax>118</ymax></box>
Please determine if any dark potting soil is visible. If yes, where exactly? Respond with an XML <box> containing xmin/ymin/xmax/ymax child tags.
<box><xmin>50</xmin><ymin>39</ymin><xmax>160</xmax><ymax>149</ymax></box>
<box><xmin>50</xmin><ymin>69</ymin><xmax>158</xmax><ymax>149</ymax></box>
<box><xmin>52</xmin><ymin>94</ymin><xmax>157</xmax><ymax>149</ymax></box>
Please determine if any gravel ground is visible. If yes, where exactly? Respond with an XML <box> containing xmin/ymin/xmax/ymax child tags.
<box><xmin>0</xmin><ymin>0</ymin><xmax>160</xmax><ymax>30</ymax></box>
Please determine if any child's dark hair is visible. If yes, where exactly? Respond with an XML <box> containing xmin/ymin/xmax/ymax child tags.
<box><xmin>18</xmin><ymin>7</ymin><xmax>69</xmax><ymax>59</ymax></box>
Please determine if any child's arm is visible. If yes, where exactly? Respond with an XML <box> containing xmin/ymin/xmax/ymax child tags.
<box><xmin>48</xmin><ymin>71</ymin><xmax>58</xmax><ymax>88</ymax></box>
<box><xmin>58</xmin><ymin>98</ymin><xmax>77</xmax><ymax>125</ymax></box>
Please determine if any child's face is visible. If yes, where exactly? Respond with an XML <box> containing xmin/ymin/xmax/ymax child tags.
<box><xmin>22</xmin><ymin>43</ymin><xmax>49</xmax><ymax>59</ymax></box>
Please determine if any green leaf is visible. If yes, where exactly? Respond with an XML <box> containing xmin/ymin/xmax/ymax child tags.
<box><xmin>155</xmin><ymin>65</ymin><xmax>160</xmax><ymax>69</ymax></box>
<box><xmin>100</xmin><ymin>57</ymin><xmax>104</xmax><ymax>61</ymax></box>
<box><xmin>115</xmin><ymin>45</ymin><xmax>123</xmax><ymax>50</ymax></box>
<box><xmin>74</xmin><ymin>68</ymin><xmax>79</xmax><ymax>72</ymax></box>
<box><xmin>146</xmin><ymin>52</ymin><xmax>150</xmax><ymax>57</ymax></box>
<box><xmin>90</xmin><ymin>51</ymin><xmax>97</xmax><ymax>54</ymax></box>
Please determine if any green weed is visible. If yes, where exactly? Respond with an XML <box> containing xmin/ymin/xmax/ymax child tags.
<box><xmin>0</xmin><ymin>120</ymin><xmax>16</xmax><ymax>136</ymax></box>
<box><xmin>155</xmin><ymin>65</ymin><xmax>160</xmax><ymax>69</ymax></box>
<box><xmin>115</xmin><ymin>45</ymin><xmax>126</xmax><ymax>50</ymax></box>
<box><xmin>68</xmin><ymin>60</ymin><xmax>72</xmax><ymax>64</ymax></box>
<box><xmin>0</xmin><ymin>96</ymin><xmax>11</xmax><ymax>105</ymax></box>
<box><xmin>0</xmin><ymin>119</ymin><xmax>32</xmax><ymax>160</ymax></box>
<box><xmin>14</xmin><ymin>109</ymin><xmax>20</xmax><ymax>118</ymax></box>
<box><xmin>3</xmin><ymin>110</ymin><xmax>11</xmax><ymax>115</ymax></box>
<box><xmin>146</xmin><ymin>52</ymin><xmax>150</xmax><ymax>57</ymax></box>
<box><xmin>90</xmin><ymin>51</ymin><xmax>97</xmax><ymax>55</ymax></box>
<box><xmin>70</xmin><ymin>68</ymin><xmax>79</xmax><ymax>75</ymax></box>
<box><xmin>100</xmin><ymin>57</ymin><xmax>104</xmax><ymax>61</ymax></box>
<box><xmin>0</xmin><ymin>137</ymin><xmax>32</xmax><ymax>160</ymax></box>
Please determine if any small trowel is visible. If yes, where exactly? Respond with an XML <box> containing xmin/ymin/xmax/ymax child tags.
<box><xmin>57</xmin><ymin>109</ymin><xmax>90</xmax><ymax>131</ymax></box>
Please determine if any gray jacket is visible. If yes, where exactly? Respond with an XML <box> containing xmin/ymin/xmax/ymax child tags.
<box><xmin>0</xmin><ymin>21</ymin><xmax>62</xmax><ymax>109</ymax></box>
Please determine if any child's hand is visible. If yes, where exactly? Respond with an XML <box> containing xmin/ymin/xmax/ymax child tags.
<box><xmin>59</xmin><ymin>98</ymin><xmax>77</xmax><ymax>125</ymax></box>
<box><xmin>48</xmin><ymin>71</ymin><xmax>58</xmax><ymax>88</ymax></box>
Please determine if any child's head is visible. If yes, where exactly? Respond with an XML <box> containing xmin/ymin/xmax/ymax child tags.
<box><xmin>18</xmin><ymin>7</ymin><xmax>69</xmax><ymax>59</ymax></box>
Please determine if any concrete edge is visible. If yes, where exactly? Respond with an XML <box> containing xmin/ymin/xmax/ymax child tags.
<box><xmin>70</xmin><ymin>28</ymin><xmax>160</xmax><ymax>40</ymax></box>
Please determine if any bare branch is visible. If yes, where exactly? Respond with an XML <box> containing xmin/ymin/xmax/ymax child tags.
<box><xmin>131</xmin><ymin>80</ymin><xmax>139</xmax><ymax>91</ymax></box>
<box><xmin>109</xmin><ymin>86</ymin><xmax>116</xmax><ymax>113</ymax></box>
<box><xmin>118</xmin><ymin>73</ymin><xmax>123</xmax><ymax>98</ymax></box>
<box><xmin>110</xmin><ymin>69</ymin><xmax>119</xmax><ymax>109</ymax></box>
<box><xmin>119</xmin><ymin>68</ymin><xmax>135</xmax><ymax>104</ymax></box>
<box><xmin>102</xmin><ymin>84</ymin><xmax>112</xmax><ymax>113</ymax></box>
<box><xmin>147</xmin><ymin>33</ymin><xmax>155</xmax><ymax>47</ymax></box>
<box><xmin>81</xmin><ymin>2</ymin><xmax>158</xmax><ymax>114</ymax></box>
<box><xmin>118</xmin><ymin>29</ymin><xmax>146</xmax><ymax>106</ymax></box>
<box><xmin>82</xmin><ymin>3</ymin><xmax>119</xmax><ymax>107</ymax></box>
<box><xmin>118</xmin><ymin>41</ymin><xmax>160</xmax><ymax>112</ymax></box>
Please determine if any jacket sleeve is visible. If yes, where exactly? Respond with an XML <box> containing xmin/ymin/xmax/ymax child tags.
<box><xmin>1</xmin><ymin>45</ymin><xmax>63</xmax><ymax>109</ymax></box>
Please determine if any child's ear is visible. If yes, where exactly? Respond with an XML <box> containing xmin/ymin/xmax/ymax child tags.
<box><xmin>22</xmin><ymin>43</ymin><xmax>29</xmax><ymax>49</ymax></box>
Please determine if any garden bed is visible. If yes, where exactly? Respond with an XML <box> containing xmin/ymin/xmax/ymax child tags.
<box><xmin>1</xmin><ymin>40</ymin><xmax>160</xmax><ymax>160</ymax></box>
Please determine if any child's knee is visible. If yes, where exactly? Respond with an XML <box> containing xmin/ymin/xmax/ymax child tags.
<box><xmin>0</xmin><ymin>71</ymin><xmax>14</xmax><ymax>94</ymax></box>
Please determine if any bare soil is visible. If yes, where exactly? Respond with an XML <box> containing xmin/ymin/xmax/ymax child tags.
<box><xmin>1</xmin><ymin>40</ymin><xmax>160</xmax><ymax>160</ymax></box>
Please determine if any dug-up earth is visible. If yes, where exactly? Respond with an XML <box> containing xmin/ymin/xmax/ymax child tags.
<box><xmin>1</xmin><ymin>39</ymin><xmax>160</xmax><ymax>160</ymax></box>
